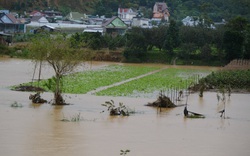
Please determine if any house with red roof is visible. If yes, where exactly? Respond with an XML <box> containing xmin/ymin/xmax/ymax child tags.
<box><xmin>29</xmin><ymin>10</ymin><xmax>44</xmax><ymax>17</ymax></box>
<box><xmin>118</xmin><ymin>8</ymin><xmax>137</xmax><ymax>20</ymax></box>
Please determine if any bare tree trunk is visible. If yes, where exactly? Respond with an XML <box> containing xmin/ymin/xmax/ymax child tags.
<box><xmin>54</xmin><ymin>73</ymin><xmax>64</xmax><ymax>105</ymax></box>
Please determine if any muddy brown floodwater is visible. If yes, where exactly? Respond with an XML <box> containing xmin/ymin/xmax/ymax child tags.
<box><xmin>1</xmin><ymin>58</ymin><xmax>250</xmax><ymax>156</ymax></box>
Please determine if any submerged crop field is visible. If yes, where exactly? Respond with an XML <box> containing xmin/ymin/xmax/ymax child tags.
<box><xmin>24</xmin><ymin>65</ymin><xmax>212</xmax><ymax>98</ymax></box>
<box><xmin>96</xmin><ymin>68</ymin><xmax>211</xmax><ymax>97</ymax></box>
<box><xmin>27</xmin><ymin>65</ymin><xmax>160</xmax><ymax>94</ymax></box>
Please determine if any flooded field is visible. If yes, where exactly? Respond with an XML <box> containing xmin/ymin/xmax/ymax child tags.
<box><xmin>1</xmin><ymin>58</ymin><xmax>250</xmax><ymax>156</ymax></box>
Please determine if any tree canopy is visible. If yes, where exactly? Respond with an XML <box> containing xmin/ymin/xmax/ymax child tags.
<box><xmin>28</xmin><ymin>34</ymin><xmax>90</xmax><ymax>105</ymax></box>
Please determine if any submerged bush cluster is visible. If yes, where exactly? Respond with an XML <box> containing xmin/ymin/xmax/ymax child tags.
<box><xmin>199</xmin><ymin>69</ymin><xmax>250</xmax><ymax>90</ymax></box>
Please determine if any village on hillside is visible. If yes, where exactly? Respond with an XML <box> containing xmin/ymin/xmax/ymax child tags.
<box><xmin>0</xmin><ymin>1</ymin><xmax>222</xmax><ymax>44</ymax></box>
<box><xmin>0</xmin><ymin>2</ymin><xmax>169</xmax><ymax>35</ymax></box>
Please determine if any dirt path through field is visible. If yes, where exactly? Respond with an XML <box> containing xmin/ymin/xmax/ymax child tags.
<box><xmin>86</xmin><ymin>67</ymin><xmax>168</xmax><ymax>95</ymax></box>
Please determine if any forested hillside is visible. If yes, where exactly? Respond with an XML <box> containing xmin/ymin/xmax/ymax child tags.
<box><xmin>0</xmin><ymin>0</ymin><xmax>97</xmax><ymax>15</ymax></box>
<box><xmin>93</xmin><ymin>0</ymin><xmax>250</xmax><ymax>22</ymax></box>
<box><xmin>0</xmin><ymin>0</ymin><xmax>250</xmax><ymax>21</ymax></box>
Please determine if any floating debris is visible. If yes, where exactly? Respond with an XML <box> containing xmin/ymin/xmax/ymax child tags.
<box><xmin>13</xmin><ymin>85</ymin><xmax>45</xmax><ymax>92</ymax></box>
<box><xmin>146</xmin><ymin>91</ymin><xmax>176</xmax><ymax>108</ymax></box>
<box><xmin>183</xmin><ymin>106</ymin><xmax>205</xmax><ymax>118</ymax></box>
<box><xmin>29</xmin><ymin>92</ymin><xmax>47</xmax><ymax>104</ymax></box>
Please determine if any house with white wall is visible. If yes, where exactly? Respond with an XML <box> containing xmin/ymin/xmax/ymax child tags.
<box><xmin>131</xmin><ymin>17</ymin><xmax>151</xmax><ymax>28</ymax></box>
<box><xmin>30</xmin><ymin>16</ymin><xmax>49</xmax><ymax>24</ymax></box>
<box><xmin>182</xmin><ymin>16</ymin><xmax>216</xmax><ymax>29</ymax></box>
<box><xmin>118</xmin><ymin>8</ymin><xmax>137</xmax><ymax>20</ymax></box>
<box><xmin>182</xmin><ymin>16</ymin><xmax>200</xmax><ymax>26</ymax></box>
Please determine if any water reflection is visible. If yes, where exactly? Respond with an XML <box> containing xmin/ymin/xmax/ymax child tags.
<box><xmin>30</xmin><ymin>102</ymin><xmax>43</xmax><ymax>109</ymax></box>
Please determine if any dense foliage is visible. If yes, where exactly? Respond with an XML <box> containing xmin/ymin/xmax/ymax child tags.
<box><xmin>125</xmin><ymin>17</ymin><xmax>250</xmax><ymax>64</ymax></box>
<box><xmin>0</xmin><ymin>0</ymin><xmax>96</xmax><ymax>16</ymax></box>
<box><xmin>95</xmin><ymin>0</ymin><xmax>250</xmax><ymax>22</ymax></box>
<box><xmin>70</xmin><ymin>32</ymin><xmax>125</xmax><ymax>50</ymax></box>
<box><xmin>5</xmin><ymin>16</ymin><xmax>249</xmax><ymax>65</ymax></box>
<box><xmin>130</xmin><ymin>17</ymin><xmax>250</xmax><ymax>65</ymax></box>
<box><xmin>68</xmin><ymin>17</ymin><xmax>248</xmax><ymax>65</ymax></box>
<box><xmin>94</xmin><ymin>0</ymin><xmax>250</xmax><ymax>22</ymax></box>
<box><xmin>199</xmin><ymin>70</ymin><xmax>250</xmax><ymax>91</ymax></box>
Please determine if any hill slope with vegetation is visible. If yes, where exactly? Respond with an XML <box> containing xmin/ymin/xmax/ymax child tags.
<box><xmin>0</xmin><ymin>0</ymin><xmax>250</xmax><ymax>21</ymax></box>
<box><xmin>0</xmin><ymin>0</ymin><xmax>97</xmax><ymax>15</ymax></box>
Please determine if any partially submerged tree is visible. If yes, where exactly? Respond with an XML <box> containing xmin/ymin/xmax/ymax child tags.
<box><xmin>28</xmin><ymin>34</ymin><xmax>91</xmax><ymax>105</ymax></box>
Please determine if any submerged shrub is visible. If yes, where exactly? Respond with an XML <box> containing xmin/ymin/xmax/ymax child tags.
<box><xmin>200</xmin><ymin>70</ymin><xmax>250</xmax><ymax>90</ymax></box>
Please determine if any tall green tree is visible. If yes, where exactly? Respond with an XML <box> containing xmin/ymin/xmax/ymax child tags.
<box><xmin>223</xmin><ymin>16</ymin><xmax>249</xmax><ymax>61</ymax></box>
<box><xmin>70</xmin><ymin>32</ymin><xmax>103</xmax><ymax>50</ymax></box>
<box><xmin>163</xmin><ymin>19</ymin><xmax>180</xmax><ymax>55</ymax></box>
<box><xmin>244</xmin><ymin>25</ymin><xmax>250</xmax><ymax>59</ymax></box>
<box><xmin>151</xmin><ymin>26</ymin><xmax>168</xmax><ymax>51</ymax></box>
<box><xmin>223</xmin><ymin>30</ymin><xmax>244</xmax><ymax>61</ymax></box>
<box><xmin>28</xmin><ymin>35</ymin><xmax>89</xmax><ymax>105</ymax></box>
<box><xmin>123</xmin><ymin>27</ymin><xmax>147</xmax><ymax>62</ymax></box>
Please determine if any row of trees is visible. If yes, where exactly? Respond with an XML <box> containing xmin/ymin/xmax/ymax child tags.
<box><xmin>69</xmin><ymin>32</ymin><xmax>125</xmax><ymax>50</ymax></box>
<box><xmin>68</xmin><ymin>16</ymin><xmax>250</xmax><ymax>65</ymax></box>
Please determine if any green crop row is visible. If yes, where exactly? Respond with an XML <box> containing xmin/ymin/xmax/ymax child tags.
<box><xmin>28</xmin><ymin>65</ymin><xmax>160</xmax><ymax>94</ymax></box>
<box><xmin>96</xmin><ymin>68</ymin><xmax>211</xmax><ymax>97</ymax></box>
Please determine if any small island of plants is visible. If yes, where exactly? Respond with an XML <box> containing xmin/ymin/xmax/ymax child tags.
<box><xmin>192</xmin><ymin>69</ymin><xmax>250</xmax><ymax>93</ymax></box>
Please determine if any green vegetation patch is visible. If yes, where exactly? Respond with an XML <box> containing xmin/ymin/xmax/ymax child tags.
<box><xmin>26</xmin><ymin>65</ymin><xmax>160</xmax><ymax>94</ymax></box>
<box><xmin>96</xmin><ymin>68</ymin><xmax>211</xmax><ymax>97</ymax></box>
<box><xmin>200</xmin><ymin>70</ymin><xmax>250</xmax><ymax>90</ymax></box>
